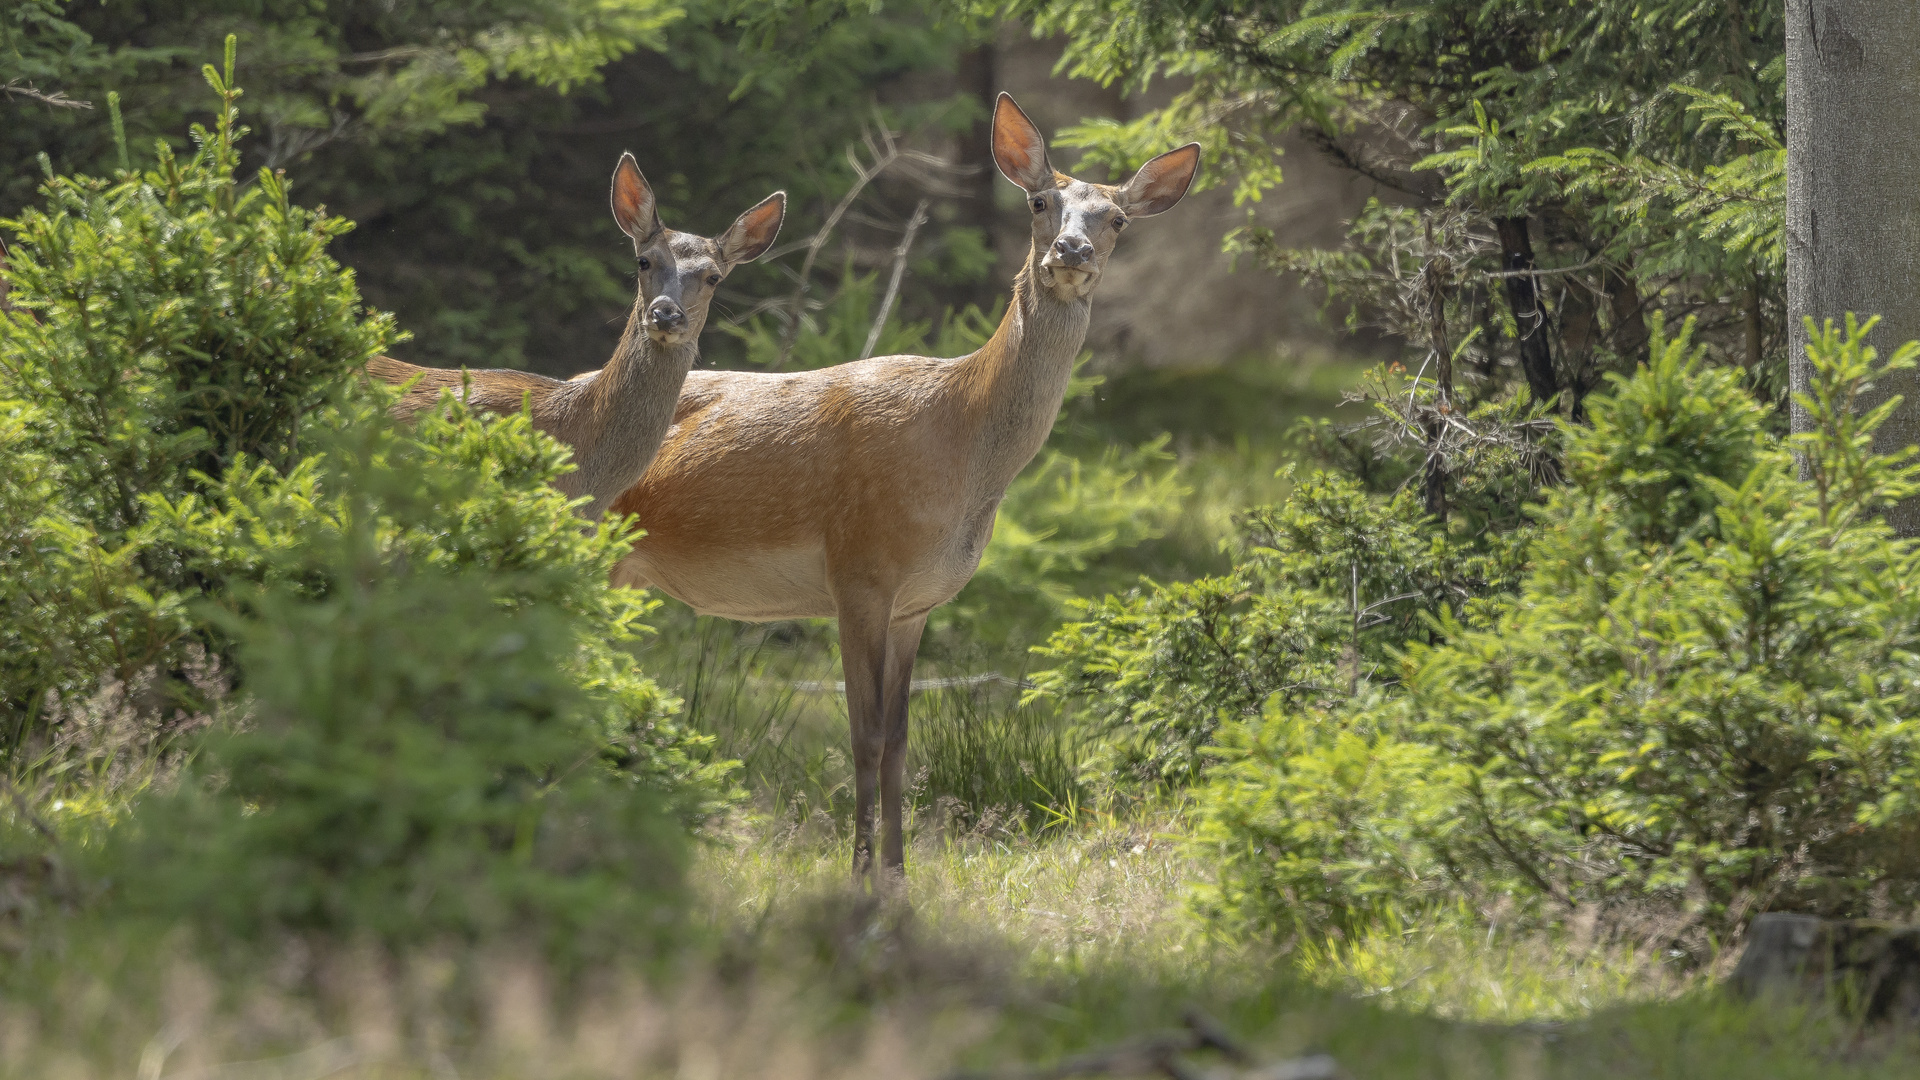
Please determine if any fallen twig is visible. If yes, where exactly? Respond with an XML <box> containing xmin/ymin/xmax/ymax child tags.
<box><xmin>944</xmin><ymin>1009</ymin><xmax>1338</xmax><ymax>1080</ymax></box>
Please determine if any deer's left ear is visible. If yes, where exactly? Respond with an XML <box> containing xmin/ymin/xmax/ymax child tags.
<box><xmin>719</xmin><ymin>191</ymin><xmax>787</xmax><ymax>265</ymax></box>
<box><xmin>1118</xmin><ymin>143</ymin><xmax>1201</xmax><ymax>217</ymax></box>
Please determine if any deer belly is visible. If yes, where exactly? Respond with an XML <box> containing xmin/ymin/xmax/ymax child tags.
<box><xmin>613</xmin><ymin>544</ymin><xmax>837</xmax><ymax>622</ymax></box>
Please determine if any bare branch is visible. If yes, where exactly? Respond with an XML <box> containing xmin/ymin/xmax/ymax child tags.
<box><xmin>860</xmin><ymin>198</ymin><xmax>931</xmax><ymax>361</ymax></box>
<box><xmin>774</xmin><ymin>121</ymin><xmax>906</xmax><ymax>365</ymax></box>
<box><xmin>3</xmin><ymin>80</ymin><xmax>91</xmax><ymax>110</ymax></box>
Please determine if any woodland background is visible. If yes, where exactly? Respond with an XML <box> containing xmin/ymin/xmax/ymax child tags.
<box><xmin>8</xmin><ymin>2</ymin><xmax>1920</xmax><ymax>1078</ymax></box>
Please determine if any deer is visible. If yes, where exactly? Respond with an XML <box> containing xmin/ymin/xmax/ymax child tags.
<box><xmin>366</xmin><ymin>155</ymin><xmax>786</xmax><ymax>519</ymax></box>
<box><xmin>601</xmin><ymin>94</ymin><xmax>1200</xmax><ymax>882</ymax></box>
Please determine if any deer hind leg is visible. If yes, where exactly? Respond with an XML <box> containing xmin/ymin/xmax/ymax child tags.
<box><xmin>835</xmin><ymin>591</ymin><xmax>892</xmax><ymax>884</ymax></box>
<box><xmin>878</xmin><ymin>612</ymin><xmax>929</xmax><ymax>880</ymax></box>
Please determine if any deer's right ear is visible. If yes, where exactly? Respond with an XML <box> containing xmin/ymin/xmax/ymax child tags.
<box><xmin>719</xmin><ymin>191</ymin><xmax>787</xmax><ymax>265</ymax></box>
<box><xmin>610</xmin><ymin>153</ymin><xmax>660</xmax><ymax>242</ymax></box>
<box><xmin>992</xmin><ymin>93</ymin><xmax>1054</xmax><ymax>192</ymax></box>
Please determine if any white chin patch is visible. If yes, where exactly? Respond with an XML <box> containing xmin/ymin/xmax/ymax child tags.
<box><xmin>1045</xmin><ymin>265</ymin><xmax>1093</xmax><ymax>291</ymax></box>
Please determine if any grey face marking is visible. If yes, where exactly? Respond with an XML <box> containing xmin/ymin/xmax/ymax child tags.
<box><xmin>634</xmin><ymin>231</ymin><xmax>731</xmax><ymax>345</ymax></box>
<box><xmin>1029</xmin><ymin>179</ymin><xmax>1131</xmax><ymax>299</ymax></box>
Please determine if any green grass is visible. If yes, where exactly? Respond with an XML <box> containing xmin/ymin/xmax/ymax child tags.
<box><xmin>9</xmin><ymin>352</ymin><xmax>1916</xmax><ymax>1078</ymax></box>
<box><xmin>5</xmin><ymin>811</ymin><xmax>1918</xmax><ymax>1079</ymax></box>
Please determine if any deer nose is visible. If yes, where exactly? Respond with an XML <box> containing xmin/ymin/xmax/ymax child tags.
<box><xmin>648</xmin><ymin>299</ymin><xmax>686</xmax><ymax>331</ymax></box>
<box><xmin>1052</xmin><ymin>235</ymin><xmax>1094</xmax><ymax>267</ymax></box>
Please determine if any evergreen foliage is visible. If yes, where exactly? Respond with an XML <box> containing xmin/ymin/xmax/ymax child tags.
<box><xmin>1</xmin><ymin>52</ymin><xmax>723</xmax><ymax>960</ymax></box>
<box><xmin>1034</xmin><ymin>453</ymin><xmax>1528</xmax><ymax>793</ymax></box>
<box><xmin>1047</xmin><ymin>318</ymin><xmax>1920</xmax><ymax>946</ymax></box>
<box><xmin>0</xmin><ymin>44</ymin><xmax>392</xmax><ymax>745</ymax></box>
<box><xmin>996</xmin><ymin>0</ymin><xmax>1789</xmax><ymax>519</ymax></box>
<box><xmin>100</xmin><ymin>401</ymin><xmax>699</xmax><ymax>962</ymax></box>
<box><xmin>4</xmin><ymin>0</ymin><xmax>992</xmax><ymax>374</ymax></box>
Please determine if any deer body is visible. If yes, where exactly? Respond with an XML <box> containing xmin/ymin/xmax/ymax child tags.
<box><xmin>367</xmin><ymin>156</ymin><xmax>784</xmax><ymax>519</ymax></box>
<box><xmin>608</xmin><ymin>95</ymin><xmax>1198</xmax><ymax>879</ymax></box>
<box><xmin>609</xmin><ymin>278</ymin><xmax>1089</xmax><ymax>620</ymax></box>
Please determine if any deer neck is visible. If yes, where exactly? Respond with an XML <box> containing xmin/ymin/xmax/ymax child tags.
<box><xmin>554</xmin><ymin>300</ymin><xmax>699</xmax><ymax>516</ymax></box>
<box><xmin>955</xmin><ymin>247</ymin><xmax>1093</xmax><ymax>491</ymax></box>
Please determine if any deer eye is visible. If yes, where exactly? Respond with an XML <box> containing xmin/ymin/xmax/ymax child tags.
<box><xmin>1113</xmin><ymin>216</ymin><xmax>1129</xmax><ymax>231</ymax></box>
<box><xmin>1031</xmin><ymin>196</ymin><xmax>1047</xmax><ymax>213</ymax></box>
<box><xmin>637</xmin><ymin>257</ymin><xmax>651</xmax><ymax>271</ymax></box>
<box><xmin>706</xmin><ymin>274</ymin><xmax>721</xmax><ymax>286</ymax></box>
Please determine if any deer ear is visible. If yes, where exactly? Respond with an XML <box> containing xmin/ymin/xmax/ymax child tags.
<box><xmin>610</xmin><ymin>153</ymin><xmax>660</xmax><ymax>241</ymax></box>
<box><xmin>991</xmin><ymin>93</ymin><xmax>1054</xmax><ymax>192</ymax></box>
<box><xmin>719</xmin><ymin>191</ymin><xmax>786</xmax><ymax>265</ymax></box>
<box><xmin>1118</xmin><ymin>143</ymin><xmax>1201</xmax><ymax>217</ymax></box>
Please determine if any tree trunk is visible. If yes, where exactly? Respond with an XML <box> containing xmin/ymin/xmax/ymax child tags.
<box><xmin>1606</xmin><ymin>267</ymin><xmax>1650</xmax><ymax>368</ymax></box>
<box><xmin>1493</xmin><ymin>217</ymin><xmax>1558</xmax><ymax>406</ymax></box>
<box><xmin>1787</xmin><ymin>0</ymin><xmax>1920</xmax><ymax>535</ymax></box>
<box><xmin>1729</xmin><ymin>913</ymin><xmax>1920</xmax><ymax>1023</ymax></box>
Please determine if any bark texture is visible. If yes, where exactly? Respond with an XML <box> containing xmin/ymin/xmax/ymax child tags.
<box><xmin>1788</xmin><ymin>0</ymin><xmax>1920</xmax><ymax>534</ymax></box>
<box><xmin>1493</xmin><ymin>217</ymin><xmax>1558</xmax><ymax>406</ymax></box>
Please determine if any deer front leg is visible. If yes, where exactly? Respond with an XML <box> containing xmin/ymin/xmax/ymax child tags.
<box><xmin>878</xmin><ymin>613</ymin><xmax>929</xmax><ymax>879</ymax></box>
<box><xmin>835</xmin><ymin>592</ymin><xmax>892</xmax><ymax>884</ymax></box>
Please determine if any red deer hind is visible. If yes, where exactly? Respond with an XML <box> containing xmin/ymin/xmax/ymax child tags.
<box><xmin>368</xmin><ymin>156</ymin><xmax>785</xmax><ymax>519</ymax></box>
<box><xmin>607</xmin><ymin>94</ymin><xmax>1199</xmax><ymax>881</ymax></box>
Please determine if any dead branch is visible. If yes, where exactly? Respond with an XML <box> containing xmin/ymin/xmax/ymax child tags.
<box><xmin>860</xmin><ymin>198</ymin><xmax>931</xmax><ymax>360</ymax></box>
<box><xmin>3</xmin><ymin>80</ymin><xmax>91</xmax><ymax>110</ymax></box>
<box><xmin>773</xmin><ymin>122</ymin><xmax>909</xmax><ymax>365</ymax></box>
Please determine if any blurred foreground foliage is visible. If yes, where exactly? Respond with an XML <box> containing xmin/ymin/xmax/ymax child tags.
<box><xmin>0</xmin><ymin>52</ymin><xmax>723</xmax><ymax>963</ymax></box>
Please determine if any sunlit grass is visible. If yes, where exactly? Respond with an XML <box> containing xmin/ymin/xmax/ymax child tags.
<box><xmin>697</xmin><ymin>808</ymin><xmax>1197</xmax><ymax>965</ymax></box>
<box><xmin>1294</xmin><ymin>910</ymin><xmax>1700</xmax><ymax>1023</ymax></box>
<box><xmin>694</xmin><ymin>806</ymin><xmax>1711</xmax><ymax>1028</ymax></box>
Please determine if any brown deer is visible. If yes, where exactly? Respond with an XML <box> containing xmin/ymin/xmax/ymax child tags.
<box><xmin>367</xmin><ymin>155</ymin><xmax>785</xmax><ymax>519</ymax></box>
<box><xmin>604</xmin><ymin>94</ymin><xmax>1199</xmax><ymax>880</ymax></box>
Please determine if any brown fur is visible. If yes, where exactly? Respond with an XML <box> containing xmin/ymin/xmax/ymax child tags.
<box><xmin>604</xmin><ymin>95</ymin><xmax>1200</xmax><ymax>881</ymax></box>
<box><xmin>365</xmin><ymin>158</ymin><xmax>784</xmax><ymax>519</ymax></box>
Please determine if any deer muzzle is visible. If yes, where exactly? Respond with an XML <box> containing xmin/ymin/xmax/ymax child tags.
<box><xmin>1048</xmin><ymin>235</ymin><xmax>1094</xmax><ymax>268</ymax></box>
<box><xmin>647</xmin><ymin>299</ymin><xmax>687</xmax><ymax>336</ymax></box>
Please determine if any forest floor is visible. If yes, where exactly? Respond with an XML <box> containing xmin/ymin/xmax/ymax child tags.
<box><xmin>660</xmin><ymin>812</ymin><xmax>1920</xmax><ymax>1080</ymax></box>
<box><xmin>11</xmin><ymin>355</ymin><xmax>1920</xmax><ymax>1077</ymax></box>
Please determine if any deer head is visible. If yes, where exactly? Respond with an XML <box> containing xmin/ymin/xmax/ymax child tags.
<box><xmin>611</xmin><ymin>154</ymin><xmax>787</xmax><ymax>346</ymax></box>
<box><xmin>991</xmin><ymin>94</ymin><xmax>1201</xmax><ymax>303</ymax></box>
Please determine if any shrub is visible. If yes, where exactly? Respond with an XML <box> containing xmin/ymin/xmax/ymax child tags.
<box><xmin>1190</xmin><ymin>317</ymin><xmax>1920</xmax><ymax>947</ymax></box>
<box><xmin>98</xmin><ymin>404</ymin><xmax>705</xmax><ymax>962</ymax></box>
<box><xmin>0</xmin><ymin>51</ymin><xmax>730</xmax><ymax>961</ymax></box>
<box><xmin>0</xmin><ymin>48</ymin><xmax>391</xmax><ymax>750</ymax></box>
<box><xmin>0</xmin><ymin>396</ymin><xmax>188</xmax><ymax>749</ymax></box>
<box><xmin>1033</xmin><ymin>469</ymin><xmax>1526</xmax><ymax>794</ymax></box>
